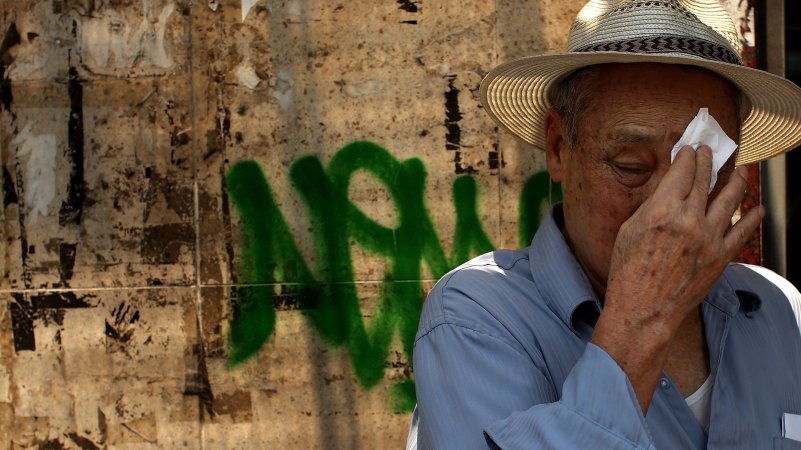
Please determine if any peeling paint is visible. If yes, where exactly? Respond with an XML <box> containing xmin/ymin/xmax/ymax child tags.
<box><xmin>0</xmin><ymin>362</ymin><xmax>10</xmax><ymax>403</ymax></box>
<box><xmin>235</xmin><ymin>60</ymin><xmax>261</xmax><ymax>89</ymax></box>
<box><xmin>242</xmin><ymin>0</ymin><xmax>259</xmax><ymax>21</ymax></box>
<box><xmin>80</xmin><ymin>2</ymin><xmax>176</xmax><ymax>70</ymax></box>
<box><xmin>13</xmin><ymin>122</ymin><xmax>57</xmax><ymax>225</ymax></box>
<box><xmin>6</xmin><ymin>28</ymin><xmax>48</xmax><ymax>81</ymax></box>
<box><xmin>1</xmin><ymin>7</ymin><xmax>57</xmax><ymax>82</ymax></box>
<box><xmin>287</xmin><ymin>0</ymin><xmax>305</xmax><ymax>18</ymax></box>
<box><xmin>9</xmin><ymin>292</ymin><xmax>95</xmax><ymax>352</ymax></box>
<box><xmin>271</xmin><ymin>67</ymin><xmax>294</xmax><ymax>110</ymax></box>
<box><xmin>343</xmin><ymin>78</ymin><xmax>384</xmax><ymax>98</ymax></box>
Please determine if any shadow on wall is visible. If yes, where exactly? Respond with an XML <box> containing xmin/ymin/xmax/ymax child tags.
<box><xmin>224</xmin><ymin>140</ymin><xmax>561</xmax><ymax>414</ymax></box>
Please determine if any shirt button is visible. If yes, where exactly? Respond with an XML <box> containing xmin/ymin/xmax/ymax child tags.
<box><xmin>659</xmin><ymin>378</ymin><xmax>671</xmax><ymax>389</ymax></box>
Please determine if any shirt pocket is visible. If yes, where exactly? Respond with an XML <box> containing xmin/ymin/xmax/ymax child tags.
<box><xmin>775</xmin><ymin>437</ymin><xmax>801</xmax><ymax>450</ymax></box>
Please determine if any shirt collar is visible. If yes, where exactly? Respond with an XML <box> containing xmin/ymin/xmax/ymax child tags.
<box><xmin>707</xmin><ymin>267</ymin><xmax>762</xmax><ymax>317</ymax></box>
<box><xmin>528</xmin><ymin>205</ymin><xmax>601</xmax><ymax>334</ymax></box>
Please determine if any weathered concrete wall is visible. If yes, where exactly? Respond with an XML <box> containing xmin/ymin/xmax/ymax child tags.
<box><xmin>0</xmin><ymin>0</ymin><xmax>750</xmax><ymax>448</ymax></box>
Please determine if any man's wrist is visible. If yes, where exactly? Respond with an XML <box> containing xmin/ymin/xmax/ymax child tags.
<box><xmin>591</xmin><ymin>307</ymin><xmax>675</xmax><ymax>413</ymax></box>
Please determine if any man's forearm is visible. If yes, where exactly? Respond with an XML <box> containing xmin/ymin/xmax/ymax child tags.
<box><xmin>591</xmin><ymin>306</ymin><xmax>674</xmax><ymax>413</ymax></box>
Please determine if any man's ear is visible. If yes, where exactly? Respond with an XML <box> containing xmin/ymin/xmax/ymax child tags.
<box><xmin>544</xmin><ymin>108</ymin><xmax>567</xmax><ymax>183</ymax></box>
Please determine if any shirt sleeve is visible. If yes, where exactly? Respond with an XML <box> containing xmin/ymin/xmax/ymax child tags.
<box><xmin>485</xmin><ymin>343</ymin><xmax>655</xmax><ymax>449</ymax></box>
<box><xmin>414</xmin><ymin>288</ymin><xmax>656</xmax><ymax>450</ymax></box>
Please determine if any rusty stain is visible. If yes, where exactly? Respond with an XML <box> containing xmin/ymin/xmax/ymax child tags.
<box><xmin>213</xmin><ymin>390</ymin><xmax>253</xmax><ymax>423</ymax></box>
<box><xmin>184</xmin><ymin>322</ymin><xmax>215</xmax><ymax>417</ymax></box>
<box><xmin>263</xmin><ymin>387</ymin><xmax>278</xmax><ymax>398</ymax></box>
<box><xmin>37</xmin><ymin>438</ymin><xmax>69</xmax><ymax>450</ymax></box>
<box><xmin>324</xmin><ymin>374</ymin><xmax>345</xmax><ymax>385</ymax></box>
<box><xmin>141</xmin><ymin>223</ymin><xmax>194</xmax><ymax>264</ymax></box>
<box><xmin>98</xmin><ymin>408</ymin><xmax>108</xmax><ymax>444</ymax></box>
<box><xmin>66</xmin><ymin>432</ymin><xmax>102</xmax><ymax>450</ymax></box>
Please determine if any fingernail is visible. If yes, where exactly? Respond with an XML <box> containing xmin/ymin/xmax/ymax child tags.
<box><xmin>736</xmin><ymin>166</ymin><xmax>749</xmax><ymax>180</ymax></box>
<box><xmin>698</xmin><ymin>146</ymin><xmax>712</xmax><ymax>158</ymax></box>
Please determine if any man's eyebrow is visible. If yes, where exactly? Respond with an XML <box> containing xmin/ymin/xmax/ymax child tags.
<box><xmin>610</xmin><ymin>128</ymin><xmax>663</xmax><ymax>143</ymax></box>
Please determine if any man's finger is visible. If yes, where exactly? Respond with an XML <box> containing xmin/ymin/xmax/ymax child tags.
<box><xmin>652</xmin><ymin>146</ymin><xmax>697</xmax><ymax>202</ymax></box>
<box><xmin>687</xmin><ymin>146</ymin><xmax>713</xmax><ymax>210</ymax></box>
<box><xmin>707</xmin><ymin>166</ymin><xmax>748</xmax><ymax>235</ymax></box>
<box><xmin>722</xmin><ymin>203</ymin><xmax>764</xmax><ymax>258</ymax></box>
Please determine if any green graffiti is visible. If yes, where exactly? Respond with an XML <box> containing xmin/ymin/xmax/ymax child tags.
<box><xmin>225</xmin><ymin>140</ymin><xmax>557</xmax><ymax>412</ymax></box>
<box><xmin>452</xmin><ymin>176</ymin><xmax>495</xmax><ymax>264</ymax></box>
<box><xmin>225</xmin><ymin>161</ymin><xmax>319</xmax><ymax>365</ymax></box>
<box><xmin>519</xmin><ymin>171</ymin><xmax>563</xmax><ymax>247</ymax></box>
<box><xmin>390</xmin><ymin>379</ymin><xmax>418</xmax><ymax>414</ymax></box>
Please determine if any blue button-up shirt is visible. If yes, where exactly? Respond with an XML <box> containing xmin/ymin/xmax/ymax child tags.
<box><xmin>412</xmin><ymin>208</ymin><xmax>801</xmax><ymax>449</ymax></box>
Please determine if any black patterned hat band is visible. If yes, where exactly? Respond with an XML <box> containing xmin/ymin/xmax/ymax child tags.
<box><xmin>572</xmin><ymin>36</ymin><xmax>742</xmax><ymax>65</ymax></box>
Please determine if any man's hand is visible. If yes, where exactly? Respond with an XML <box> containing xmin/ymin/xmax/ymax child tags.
<box><xmin>591</xmin><ymin>145</ymin><xmax>764</xmax><ymax>413</ymax></box>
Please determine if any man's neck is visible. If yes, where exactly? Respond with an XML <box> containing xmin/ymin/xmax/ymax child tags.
<box><xmin>664</xmin><ymin>306</ymin><xmax>711</xmax><ymax>397</ymax></box>
<box><xmin>552</xmin><ymin>204</ymin><xmax>609</xmax><ymax>300</ymax></box>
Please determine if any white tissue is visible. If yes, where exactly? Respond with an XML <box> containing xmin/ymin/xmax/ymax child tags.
<box><xmin>670</xmin><ymin>108</ymin><xmax>738</xmax><ymax>193</ymax></box>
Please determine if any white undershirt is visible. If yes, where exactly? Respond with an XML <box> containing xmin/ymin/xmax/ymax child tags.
<box><xmin>685</xmin><ymin>374</ymin><xmax>714</xmax><ymax>431</ymax></box>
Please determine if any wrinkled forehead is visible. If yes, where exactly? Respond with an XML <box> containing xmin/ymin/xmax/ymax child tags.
<box><xmin>594</xmin><ymin>62</ymin><xmax>740</xmax><ymax>96</ymax></box>
<box><xmin>581</xmin><ymin>63</ymin><xmax>743</xmax><ymax>130</ymax></box>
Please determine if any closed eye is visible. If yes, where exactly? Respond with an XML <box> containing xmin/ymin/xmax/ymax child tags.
<box><xmin>607</xmin><ymin>162</ymin><xmax>652</xmax><ymax>187</ymax></box>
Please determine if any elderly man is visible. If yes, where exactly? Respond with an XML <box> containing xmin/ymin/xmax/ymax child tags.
<box><xmin>409</xmin><ymin>0</ymin><xmax>801</xmax><ymax>449</ymax></box>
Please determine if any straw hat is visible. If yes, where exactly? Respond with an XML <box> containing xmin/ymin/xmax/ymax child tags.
<box><xmin>479</xmin><ymin>0</ymin><xmax>801</xmax><ymax>165</ymax></box>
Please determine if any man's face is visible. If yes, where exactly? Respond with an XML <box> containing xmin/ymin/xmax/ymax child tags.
<box><xmin>545</xmin><ymin>63</ymin><xmax>740</xmax><ymax>297</ymax></box>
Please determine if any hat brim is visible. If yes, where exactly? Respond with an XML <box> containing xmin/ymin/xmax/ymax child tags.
<box><xmin>480</xmin><ymin>51</ymin><xmax>801</xmax><ymax>165</ymax></box>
